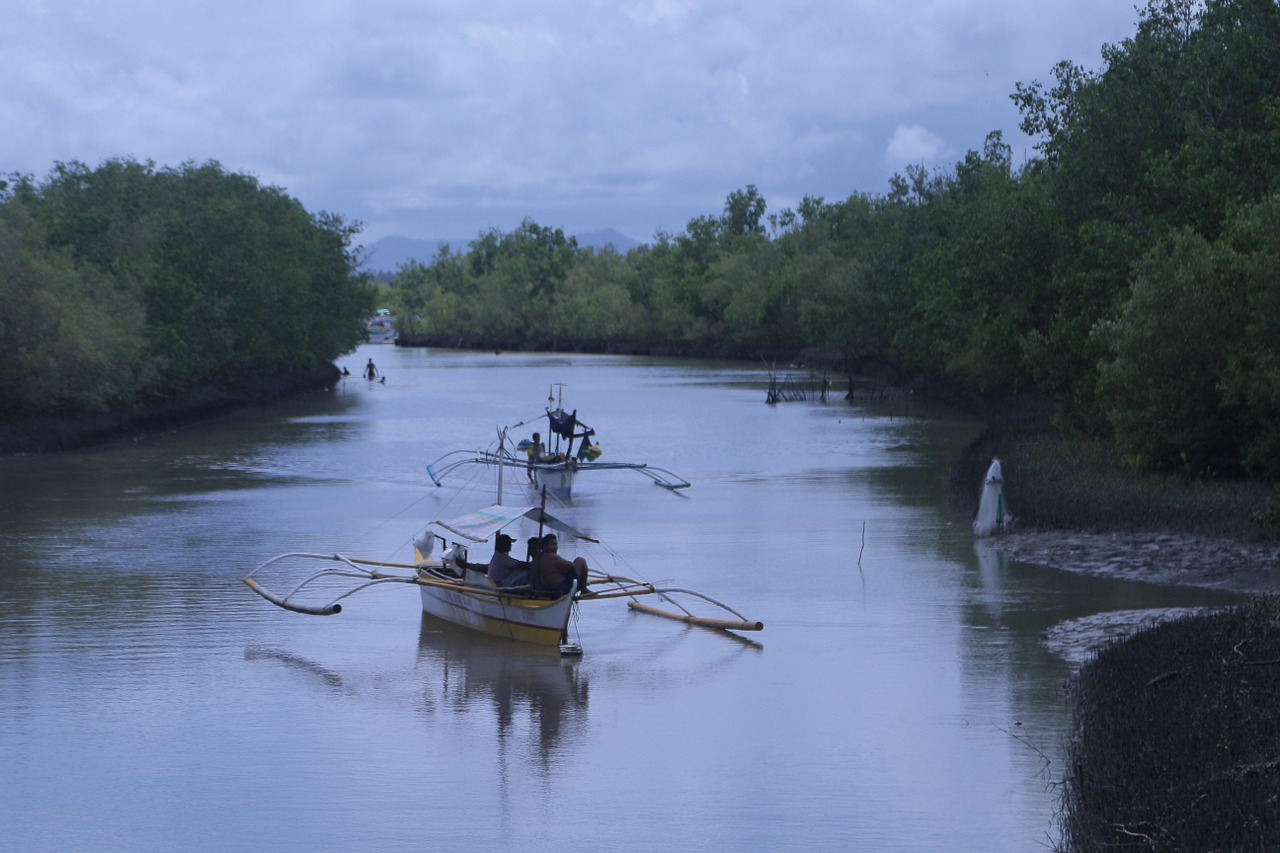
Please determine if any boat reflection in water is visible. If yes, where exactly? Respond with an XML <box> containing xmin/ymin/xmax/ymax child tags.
<box><xmin>414</xmin><ymin>615</ymin><xmax>588</xmax><ymax>765</ymax></box>
<box><xmin>243</xmin><ymin>645</ymin><xmax>352</xmax><ymax>694</ymax></box>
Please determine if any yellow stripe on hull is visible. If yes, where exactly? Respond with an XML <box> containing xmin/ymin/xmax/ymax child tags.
<box><xmin>419</xmin><ymin>585</ymin><xmax>573</xmax><ymax>646</ymax></box>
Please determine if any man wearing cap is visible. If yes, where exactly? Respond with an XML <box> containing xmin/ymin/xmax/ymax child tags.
<box><xmin>487</xmin><ymin>533</ymin><xmax>530</xmax><ymax>588</ymax></box>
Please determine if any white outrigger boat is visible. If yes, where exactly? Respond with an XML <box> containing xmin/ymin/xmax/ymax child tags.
<box><xmin>426</xmin><ymin>385</ymin><xmax>690</xmax><ymax>500</ymax></box>
<box><xmin>243</xmin><ymin>496</ymin><xmax>762</xmax><ymax>654</ymax></box>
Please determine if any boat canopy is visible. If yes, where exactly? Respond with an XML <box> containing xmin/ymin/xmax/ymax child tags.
<box><xmin>548</xmin><ymin>409</ymin><xmax>580</xmax><ymax>440</ymax></box>
<box><xmin>431</xmin><ymin>504</ymin><xmax>598</xmax><ymax>544</ymax></box>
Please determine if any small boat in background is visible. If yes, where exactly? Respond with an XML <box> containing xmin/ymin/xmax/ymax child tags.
<box><xmin>366</xmin><ymin>309</ymin><xmax>397</xmax><ymax>343</ymax></box>
<box><xmin>426</xmin><ymin>384</ymin><xmax>690</xmax><ymax>500</ymax></box>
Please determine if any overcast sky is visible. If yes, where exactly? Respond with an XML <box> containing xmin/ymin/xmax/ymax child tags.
<box><xmin>4</xmin><ymin>1</ymin><xmax>1141</xmax><ymax>246</ymax></box>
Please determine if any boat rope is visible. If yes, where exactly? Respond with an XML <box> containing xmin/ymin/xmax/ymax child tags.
<box><xmin>344</xmin><ymin>489</ymin><xmax>435</xmax><ymax>558</ymax></box>
<box><xmin>582</xmin><ymin>536</ymin><xmax>743</xmax><ymax>622</ymax></box>
<box><xmin>386</xmin><ymin>452</ymin><xmax>497</xmax><ymax>562</ymax></box>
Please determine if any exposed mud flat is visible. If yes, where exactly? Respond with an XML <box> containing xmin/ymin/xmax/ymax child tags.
<box><xmin>987</xmin><ymin>529</ymin><xmax>1280</xmax><ymax>663</ymax></box>
<box><xmin>990</xmin><ymin>529</ymin><xmax>1280</xmax><ymax>593</ymax></box>
<box><xmin>1042</xmin><ymin>607</ymin><xmax>1225</xmax><ymax>665</ymax></box>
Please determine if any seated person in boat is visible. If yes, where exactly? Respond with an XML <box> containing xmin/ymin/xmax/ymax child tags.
<box><xmin>532</xmin><ymin>533</ymin><xmax>589</xmax><ymax>596</ymax></box>
<box><xmin>487</xmin><ymin>533</ymin><xmax>530</xmax><ymax>588</ymax></box>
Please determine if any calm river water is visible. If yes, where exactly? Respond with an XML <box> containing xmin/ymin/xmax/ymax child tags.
<box><xmin>0</xmin><ymin>347</ymin><xmax>1241</xmax><ymax>852</ymax></box>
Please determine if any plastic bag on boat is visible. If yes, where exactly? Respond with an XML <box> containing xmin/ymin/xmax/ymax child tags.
<box><xmin>413</xmin><ymin>531</ymin><xmax>436</xmax><ymax>561</ymax></box>
<box><xmin>441</xmin><ymin>543</ymin><xmax>468</xmax><ymax>567</ymax></box>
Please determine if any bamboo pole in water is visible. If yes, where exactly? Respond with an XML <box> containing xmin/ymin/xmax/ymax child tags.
<box><xmin>628</xmin><ymin>600</ymin><xmax>763</xmax><ymax>632</ymax></box>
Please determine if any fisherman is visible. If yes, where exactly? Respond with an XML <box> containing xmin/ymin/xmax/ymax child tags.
<box><xmin>532</xmin><ymin>533</ymin><xmax>589</xmax><ymax>596</ymax></box>
<box><xmin>487</xmin><ymin>533</ymin><xmax>529</xmax><ymax>588</ymax></box>
<box><xmin>364</xmin><ymin>358</ymin><xmax>378</xmax><ymax>381</ymax></box>
<box><xmin>525</xmin><ymin>431</ymin><xmax>545</xmax><ymax>481</ymax></box>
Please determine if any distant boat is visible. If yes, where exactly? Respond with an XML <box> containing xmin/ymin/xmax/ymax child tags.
<box><xmin>366</xmin><ymin>311</ymin><xmax>397</xmax><ymax>343</ymax></box>
<box><xmin>426</xmin><ymin>385</ymin><xmax>690</xmax><ymax>500</ymax></box>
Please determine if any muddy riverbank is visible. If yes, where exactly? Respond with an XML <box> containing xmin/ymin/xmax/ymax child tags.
<box><xmin>983</xmin><ymin>528</ymin><xmax>1279</xmax><ymax>665</ymax></box>
<box><xmin>989</xmin><ymin>528</ymin><xmax>1279</xmax><ymax>596</ymax></box>
<box><xmin>949</xmin><ymin>416</ymin><xmax>1280</xmax><ymax>665</ymax></box>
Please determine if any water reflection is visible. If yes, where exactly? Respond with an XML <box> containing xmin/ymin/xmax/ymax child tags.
<box><xmin>414</xmin><ymin>617</ymin><xmax>588</xmax><ymax>771</ymax></box>
<box><xmin>974</xmin><ymin>540</ymin><xmax>1008</xmax><ymax>622</ymax></box>
<box><xmin>12</xmin><ymin>349</ymin><xmax>1217</xmax><ymax>851</ymax></box>
<box><xmin>0</xmin><ymin>390</ymin><xmax>364</xmax><ymax>532</ymax></box>
<box><xmin>243</xmin><ymin>645</ymin><xmax>350</xmax><ymax>693</ymax></box>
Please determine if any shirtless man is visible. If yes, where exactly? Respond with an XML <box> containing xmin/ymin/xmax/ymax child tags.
<box><xmin>533</xmin><ymin>533</ymin><xmax>589</xmax><ymax>596</ymax></box>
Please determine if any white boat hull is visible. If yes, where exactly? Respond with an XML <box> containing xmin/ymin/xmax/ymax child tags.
<box><xmin>537</xmin><ymin>464</ymin><xmax>575</xmax><ymax>500</ymax></box>
<box><xmin>418</xmin><ymin>574</ymin><xmax>575</xmax><ymax>646</ymax></box>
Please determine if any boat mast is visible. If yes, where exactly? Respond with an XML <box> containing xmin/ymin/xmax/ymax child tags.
<box><xmin>536</xmin><ymin>486</ymin><xmax>547</xmax><ymax>540</ymax></box>
<box><xmin>547</xmin><ymin>383</ymin><xmax>567</xmax><ymax>456</ymax></box>
<box><xmin>496</xmin><ymin>425</ymin><xmax>507</xmax><ymax>504</ymax></box>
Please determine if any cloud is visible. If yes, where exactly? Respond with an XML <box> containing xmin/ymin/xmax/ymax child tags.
<box><xmin>2</xmin><ymin>0</ymin><xmax>1143</xmax><ymax>243</ymax></box>
<box><xmin>884</xmin><ymin>124</ymin><xmax>950</xmax><ymax>175</ymax></box>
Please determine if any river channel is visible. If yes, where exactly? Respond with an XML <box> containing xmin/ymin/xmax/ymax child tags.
<box><xmin>0</xmin><ymin>347</ymin><xmax>1243</xmax><ymax>852</ymax></box>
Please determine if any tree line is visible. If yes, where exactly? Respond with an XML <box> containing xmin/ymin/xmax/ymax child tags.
<box><xmin>0</xmin><ymin>159</ymin><xmax>375</xmax><ymax>418</ymax></box>
<box><xmin>388</xmin><ymin>0</ymin><xmax>1280</xmax><ymax>480</ymax></box>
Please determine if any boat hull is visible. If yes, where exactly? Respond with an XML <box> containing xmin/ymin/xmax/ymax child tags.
<box><xmin>418</xmin><ymin>583</ymin><xmax>574</xmax><ymax>646</ymax></box>
<box><xmin>536</xmin><ymin>464</ymin><xmax>575</xmax><ymax>500</ymax></box>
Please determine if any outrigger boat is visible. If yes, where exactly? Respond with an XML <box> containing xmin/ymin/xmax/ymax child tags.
<box><xmin>426</xmin><ymin>385</ymin><xmax>690</xmax><ymax>500</ymax></box>
<box><xmin>243</xmin><ymin>496</ymin><xmax>762</xmax><ymax>655</ymax></box>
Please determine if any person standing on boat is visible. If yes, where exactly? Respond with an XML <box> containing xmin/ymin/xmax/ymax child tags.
<box><xmin>533</xmin><ymin>533</ymin><xmax>589</xmax><ymax>596</ymax></box>
<box><xmin>364</xmin><ymin>358</ymin><xmax>378</xmax><ymax>381</ymax></box>
<box><xmin>487</xmin><ymin>533</ymin><xmax>529</xmax><ymax>588</ymax></box>
<box><xmin>525</xmin><ymin>432</ymin><xmax>545</xmax><ymax>481</ymax></box>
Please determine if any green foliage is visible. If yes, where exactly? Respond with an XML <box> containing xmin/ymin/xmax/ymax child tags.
<box><xmin>1007</xmin><ymin>0</ymin><xmax>1280</xmax><ymax>437</ymax></box>
<box><xmin>0</xmin><ymin>199</ymin><xmax>149</xmax><ymax>415</ymax></box>
<box><xmin>11</xmin><ymin>0</ymin><xmax>1279</xmax><ymax>485</ymax></box>
<box><xmin>389</xmin><ymin>0</ymin><xmax>1280</xmax><ymax>485</ymax></box>
<box><xmin>1215</xmin><ymin>192</ymin><xmax>1280</xmax><ymax>476</ymax></box>
<box><xmin>1095</xmin><ymin>227</ymin><xmax>1242</xmax><ymax>474</ymax></box>
<box><xmin>722</xmin><ymin>184</ymin><xmax>768</xmax><ymax>240</ymax></box>
<box><xmin>556</xmin><ymin>251</ymin><xmax>645</xmax><ymax>348</ymax></box>
<box><xmin>1096</xmin><ymin>191</ymin><xmax>1280</xmax><ymax>477</ymax></box>
<box><xmin>0</xmin><ymin>158</ymin><xmax>373</xmax><ymax>416</ymax></box>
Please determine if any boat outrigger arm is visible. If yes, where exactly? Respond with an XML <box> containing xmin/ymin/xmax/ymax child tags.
<box><xmin>426</xmin><ymin>449</ymin><xmax>691</xmax><ymax>491</ymax></box>
<box><xmin>242</xmin><ymin>501</ymin><xmax>762</xmax><ymax>637</ymax></box>
<box><xmin>244</xmin><ymin>554</ymin><xmax>763</xmax><ymax>634</ymax></box>
<box><xmin>427</xmin><ymin>408</ymin><xmax>691</xmax><ymax>494</ymax></box>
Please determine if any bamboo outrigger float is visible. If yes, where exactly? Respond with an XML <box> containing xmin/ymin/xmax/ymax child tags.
<box><xmin>243</xmin><ymin>500</ymin><xmax>762</xmax><ymax>655</ymax></box>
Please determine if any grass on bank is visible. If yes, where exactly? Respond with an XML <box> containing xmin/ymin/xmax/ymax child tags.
<box><xmin>1059</xmin><ymin>597</ymin><xmax>1280</xmax><ymax>852</ymax></box>
<box><xmin>946</xmin><ymin>419</ymin><xmax>1279</xmax><ymax>852</ymax></box>
<box><xmin>949</xmin><ymin>423</ymin><xmax>1279</xmax><ymax>543</ymax></box>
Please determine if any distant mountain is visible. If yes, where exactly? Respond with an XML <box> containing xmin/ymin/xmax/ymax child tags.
<box><xmin>573</xmin><ymin>228</ymin><xmax>643</xmax><ymax>253</ymax></box>
<box><xmin>360</xmin><ymin>236</ymin><xmax>457</xmax><ymax>273</ymax></box>
<box><xmin>361</xmin><ymin>228</ymin><xmax>643</xmax><ymax>273</ymax></box>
